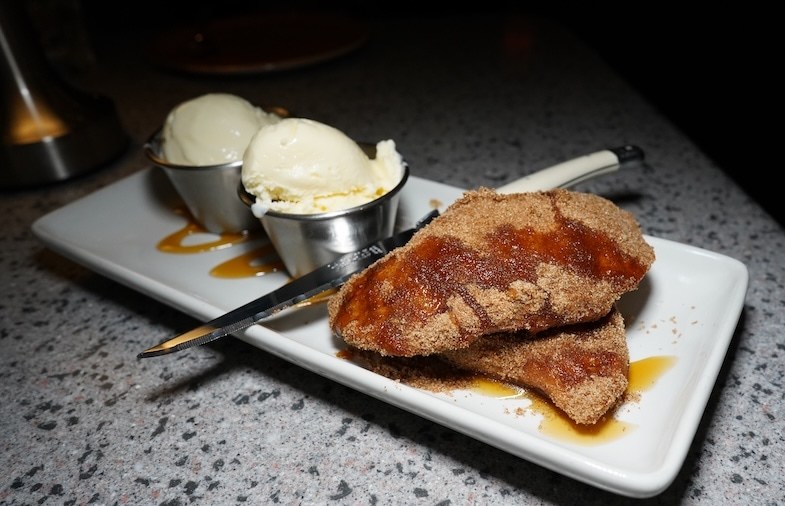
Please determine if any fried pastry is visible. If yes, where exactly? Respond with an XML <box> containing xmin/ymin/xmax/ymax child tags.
<box><xmin>328</xmin><ymin>188</ymin><xmax>654</xmax><ymax>357</ymax></box>
<box><xmin>345</xmin><ymin>306</ymin><xmax>628</xmax><ymax>425</ymax></box>
<box><xmin>439</xmin><ymin>306</ymin><xmax>628</xmax><ymax>425</ymax></box>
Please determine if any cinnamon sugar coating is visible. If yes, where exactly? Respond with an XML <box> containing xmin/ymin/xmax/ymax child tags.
<box><xmin>328</xmin><ymin>188</ymin><xmax>655</xmax><ymax>357</ymax></box>
<box><xmin>440</xmin><ymin>306</ymin><xmax>628</xmax><ymax>425</ymax></box>
<box><xmin>345</xmin><ymin>306</ymin><xmax>628</xmax><ymax>425</ymax></box>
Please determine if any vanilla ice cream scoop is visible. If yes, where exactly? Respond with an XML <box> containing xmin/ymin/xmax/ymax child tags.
<box><xmin>161</xmin><ymin>93</ymin><xmax>282</xmax><ymax>166</ymax></box>
<box><xmin>241</xmin><ymin>117</ymin><xmax>405</xmax><ymax>215</ymax></box>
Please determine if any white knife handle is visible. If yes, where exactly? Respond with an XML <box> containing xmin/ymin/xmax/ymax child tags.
<box><xmin>495</xmin><ymin>145</ymin><xmax>644</xmax><ymax>194</ymax></box>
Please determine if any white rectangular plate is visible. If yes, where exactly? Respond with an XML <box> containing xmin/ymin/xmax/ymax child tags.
<box><xmin>32</xmin><ymin>168</ymin><xmax>748</xmax><ymax>498</ymax></box>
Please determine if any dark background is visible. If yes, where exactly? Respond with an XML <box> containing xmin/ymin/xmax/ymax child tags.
<box><xmin>561</xmin><ymin>7</ymin><xmax>778</xmax><ymax>226</ymax></box>
<box><xmin>35</xmin><ymin>1</ymin><xmax>778</xmax><ymax>225</ymax></box>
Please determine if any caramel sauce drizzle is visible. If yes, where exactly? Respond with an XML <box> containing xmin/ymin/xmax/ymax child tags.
<box><xmin>296</xmin><ymin>288</ymin><xmax>337</xmax><ymax>307</ymax></box>
<box><xmin>157</xmin><ymin>207</ymin><xmax>253</xmax><ymax>254</ymax></box>
<box><xmin>154</xmin><ymin>206</ymin><xmax>338</xmax><ymax>314</ymax></box>
<box><xmin>338</xmin><ymin>350</ymin><xmax>676</xmax><ymax>445</ymax></box>
<box><xmin>626</xmin><ymin>355</ymin><xmax>677</xmax><ymax>393</ymax></box>
<box><xmin>156</xmin><ymin>206</ymin><xmax>288</xmax><ymax>279</ymax></box>
<box><xmin>209</xmin><ymin>245</ymin><xmax>284</xmax><ymax>278</ymax></box>
<box><xmin>471</xmin><ymin>355</ymin><xmax>677</xmax><ymax>444</ymax></box>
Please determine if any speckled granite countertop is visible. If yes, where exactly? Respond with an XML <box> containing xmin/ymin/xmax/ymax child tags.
<box><xmin>2</xmin><ymin>11</ymin><xmax>783</xmax><ymax>506</ymax></box>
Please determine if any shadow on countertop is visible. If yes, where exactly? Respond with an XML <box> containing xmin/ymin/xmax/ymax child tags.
<box><xmin>556</xmin><ymin>7</ymin><xmax>780</xmax><ymax>227</ymax></box>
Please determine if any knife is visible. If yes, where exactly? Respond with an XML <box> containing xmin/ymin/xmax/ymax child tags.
<box><xmin>495</xmin><ymin>144</ymin><xmax>643</xmax><ymax>194</ymax></box>
<box><xmin>137</xmin><ymin>145</ymin><xmax>643</xmax><ymax>358</ymax></box>
<box><xmin>137</xmin><ymin>209</ymin><xmax>440</xmax><ymax>358</ymax></box>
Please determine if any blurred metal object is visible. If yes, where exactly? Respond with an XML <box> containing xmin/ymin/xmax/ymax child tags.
<box><xmin>0</xmin><ymin>1</ymin><xmax>128</xmax><ymax>188</ymax></box>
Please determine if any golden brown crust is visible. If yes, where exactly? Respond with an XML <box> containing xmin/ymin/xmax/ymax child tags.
<box><xmin>343</xmin><ymin>306</ymin><xmax>628</xmax><ymax>425</ymax></box>
<box><xmin>328</xmin><ymin>188</ymin><xmax>654</xmax><ymax>357</ymax></box>
<box><xmin>440</xmin><ymin>307</ymin><xmax>629</xmax><ymax>425</ymax></box>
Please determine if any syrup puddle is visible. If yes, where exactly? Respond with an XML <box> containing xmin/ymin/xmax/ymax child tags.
<box><xmin>470</xmin><ymin>355</ymin><xmax>677</xmax><ymax>444</ymax></box>
<box><xmin>209</xmin><ymin>245</ymin><xmax>284</xmax><ymax>278</ymax></box>
<box><xmin>157</xmin><ymin>208</ymin><xmax>253</xmax><ymax>254</ymax></box>
<box><xmin>156</xmin><ymin>207</ymin><xmax>285</xmax><ymax>278</ymax></box>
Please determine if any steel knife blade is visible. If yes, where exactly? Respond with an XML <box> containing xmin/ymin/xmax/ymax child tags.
<box><xmin>137</xmin><ymin>209</ymin><xmax>440</xmax><ymax>358</ymax></box>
